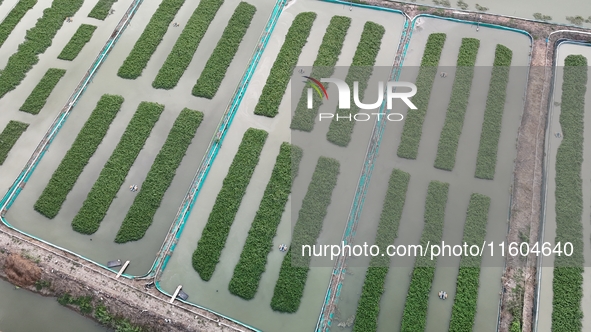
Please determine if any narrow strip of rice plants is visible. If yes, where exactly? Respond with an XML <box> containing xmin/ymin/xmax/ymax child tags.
<box><xmin>228</xmin><ymin>142</ymin><xmax>303</xmax><ymax>299</ymax></box>
<box><xmin>72</xmin><ymin>102</ymin><xmax>164</xmax><ymax>235</ymax></box>
<box><xmin>289</xmin><ymin>16</ymin><xmax>351</xmax><ymax>132</ymax></box>
<box><xmin>253</xmin><ymin>12</ymin><xmax>316</xmax><ymax>118</ymax></box>
<box><xmin>326</xmin><ymin>21</ymin><xmax>384</xmax><ymax>147</ymax></box>
<box><xmin>0</xmin><ymin>0</ymin><xmax>37</xmax><ymax>49</ymax></box>
<box><xmin>57</xmin><ymin>24</ymin><xmax>97</xmax><ymax>61</ymax></box>
<box><xmin>270</xmin><ymin>156</ymin><xmax>340</xmax><ymax>313</ymax></box>
<box><xmin>474</xmin><ymin>45</ymin><xmax>513</xmax><ymax>179</ymax></box>
<box><xmin>0</xmin><ymin>121</ymin><xmax>29</xmax><ymax>165</ymax></box>
<box><xmin>192</xmin><ymin>128</ymin><xmax>268</xmax><ymax>281</ymax></box>
<box><xmin>433</xmin><ymin>38</ymin><xmax>480</xmax><ymax>171</ymax></box>
<box><xmin>191</xmin><ymin>2</ymin><xmax>256</xmax><ymax>98</ymax></box>
<box><xmin>551</xmin><ymin>54</ymin><xmax>587</xmax><ymax>332</ymax></box>
<box><xmin>0</xmin><ymin>0</ymin><xmax>84</xmax><ymax>99</ymax></box>
<box><xmin>400</xmin><ymin>181</ymin><xmax>449</xmax><ymax>332</ymax></box>
<box><xmin>397</xmin><ymin>33</ymin><xmax>446</xmax><ymax>159</ymax></box>
<box><xmin>19</xmin><ymin>68</ymin><xmax>66</xmax><ymax>115</ymax></box>
<box><xmin>88</xmin><ymin>0</ymin><xmax>117</xmax><ymax>20</ymax></box>
<box><xmin>115</xmin><ymin>108</ymin><xmax>204</xmax><ymax>243</ymax></box>
<box><xmin>117</xmin><ymin>0</ymin><xmax>186</xmax><ymax>79</ymax></box>
<box><xmin>152</xmin><ymin>0</ymin><xmax>224</xmax><ymax>89</ymax></box>
<box><xmin>448</xmin><ymin>193</ymin><xmax>490</xmax><ymax>332</ymax></box>
<box><xmin>352</xmin><ymin>169</ymin><xmax>410</xmax><ymax>332</ymax></box>
<box><xmin>34</xmin><ymin>95</ymin><xmax>124</xmax><ymax>219</ymax></box>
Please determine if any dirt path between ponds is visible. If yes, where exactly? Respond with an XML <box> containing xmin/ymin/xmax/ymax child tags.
<box><xmin>0</xmin><ymin>226</ymin><xmax>255</xmax><ymax>332</ymax></box>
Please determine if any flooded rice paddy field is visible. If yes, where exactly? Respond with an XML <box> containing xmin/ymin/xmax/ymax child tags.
<box><xmin>1</xmin><ymin>0</ymin><xmax>275</xmax><ymax>276</ymax></box>
<box><xmin>0</xmin><ymin>277</ymin><xmax>107</xmax><ymax>332</ymax></box>
<box><xmin>331</xmin><ymin>16</ymin><xmax>531</xmax><ymax>331</ymax></box>
<box><xmin>538</xmin><ymin>42</ymin><xmax>591</xmax><ymax>332</ymax></box>
<box><xmin>157</xmin><ymin>0</ymin><xmax>405</xmax><ymax>331</ymax></box>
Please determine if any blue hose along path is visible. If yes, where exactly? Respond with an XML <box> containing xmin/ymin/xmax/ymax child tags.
<box><xmin>0</xmin><ymin>0</ymin><xmax>144</xmax><ymax>273</ymax></box>
<box><xmin>315</xmin><ymin>1</ymin><xmax>412</xmax><ymax>330</ymax></box>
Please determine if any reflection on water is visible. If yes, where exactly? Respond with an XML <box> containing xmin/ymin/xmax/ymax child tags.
<box><xmin>0</xmin><ymin>278</ymin><xmax>107</xmax><ymax>332</ymax></box>
<box><xmin>399</xmin><ymin>0</ymin><xmax>591</xmax><ymax>27</ymax></box>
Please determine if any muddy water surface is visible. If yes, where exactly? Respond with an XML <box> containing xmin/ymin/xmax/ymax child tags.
<box><xmin>0</xmin><ymin>278</ymin><xmax>107</xmax><ymax>332</ymax></box>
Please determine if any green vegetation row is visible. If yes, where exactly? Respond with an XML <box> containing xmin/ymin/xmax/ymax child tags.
<box><xmin>72</xmin><ymin>102</ymin><xmax>164</xmax><ymax>234</ymax></box>
<box><xmin>57</xmin><ymin>24</ymin><xmax>97</xmax><ymax>61</ymax></box>
<box><xmin>326</xmin><ymin>21</ymin><xmax>385</xmax><ymax>147</ymax></box>
<box><xmin>400</xmin><ymin>181</ymin><xmax>449</xmax><ymax>332</ymax></box>
<box><xmin>0</xmin><ymin>121</ymin><xmax>29</xmax><ymax>165</ymax></box>
<box><xmin>191</xmin><ymin>2</ymin><xmax>256</xmax><ymax>98</ymax></box>
<box><xmin>117</xmin><ymin>0</ymin><xmax>186</xmax><ymax>79</ymax></box>
<box><xmin>448</xmin><ymin>193</ymin><xmax>491</xmax><ymax>332</ymax></box>
<box><xmin>433</xmin><ymin>38</ymin><xmax>480</xmax><ymax>171</ymax></box>
<box><xmin>289</xmin><ymin>16</ymin><xmax>351</xmax><ymax>132</ymax></box>
<box><xmin>0</xmin><ymin>0</ymin><xmax>84</xmax><ymax>99</ymax></box>
<box><xmin>397</xmin><ymin>33</ymin><xmax>446</xmax><ymax>159</ymax></box>
<box><xmin>270</xmin><ymin>157</ymin><xmax>340</xmax><ymax>313</ymax></box>
<box><xmin>152</xmin><ymin>0</ymin><xmax>224</xmax><ymax>89</ymax></box>
<box><xmin>474</xmin><ymin>45</ymin><xmax>512</xmax><ymax>179</ymax></box>
<box><xmin>58</xmin><ymin>293</ymin><xmax>142</xmax><ymax>331</ymax></box>
<box><xmin>192</xmin><ymin>128</ymin><xmax>268</xmax><ymax>281</ymax></box>
<box><xmin>253</xmin><ymin>12</ymin><xmax>316</xmax><ymax>117</ymax></box>
<box><xmin>88</xmin><ymin>0</ymin><xmax>118</xmax><ymax>20</ymax></box>
<box><xmin>551</xmin><ymin>54</ymin><xmax>587</xmax><ymax>332</ymax></box>
<box><xmin>0</xmin><ymin>0</ymin><xmax>37</xmax><ymax>49</ymax></box>
<box><xmin>229</xmin><ymin>142</ymin><xmax>303</xmax><ymax>299</ymax></box>
<box><xmin>34</xmin><ymin>95</ymin><xmax>124</xmax><ymax>219</ymax></box>
<box><xmin>115</xmin><ymin>108</ymin><xmax>204</xmax><ymax>243</ymax></box>
<box><xmin>19</xmin><ymin>68</ymin><xmax>66</xmax><ymax>115</ymax></box>
<box><xmin>353</xmin><ymin>169</ymin><xmax>410</xmax><ymax>332</ymax></box>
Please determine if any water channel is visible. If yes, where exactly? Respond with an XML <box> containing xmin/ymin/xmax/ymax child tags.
<box><xmin>0</xmin><ymin>278</ymin><xmax>107</xmax><ymax>332</ymax></box>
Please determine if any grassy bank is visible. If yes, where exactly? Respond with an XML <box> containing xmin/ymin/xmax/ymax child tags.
<box><xmin>397</xmin><ymin>33</ymin><xmax>446</xmax><ymax>159</ymax></box>
<box><xmin>19</xmin><ymin>68</ymin><xmax>66</xmax><ymax>115</ymax></box>
<box><xmin>0</xmin><ymin>0</ymin><xmax>37</xmax><ymax>49</ymax></box>
<box><xmin>0</xmin><ymin>121</ymin><xmax>29</xmax><ymax>165</ymax></box>
<box><xmin>353</xmin><ymin>169</ymin><xmax>410</xmax><ymax>332</ymax></box>
<box><xmin>229</xmin><ymin>142</ymin><xmax>303</xmax><ymax>299</ymax></box>
<box><xmin>72</xmin><ymin>102</ymin><xmax>164</xmax><ymax>234</ymax></box>
<box><xmin>0</xmin><ymin>0</ymin><xmax>84</xmax><ymax>99</ymax></box>
<box><xmin>115</xmin><ymin>108</ymin><xmax>204</xmax><ymax>243</ymax></box>
<box><xmin>326</xmin><ymin>21</ymin><xmax>385</xmax><ymax>147</ymax></box>
<box><xmin>270</xmin><ymin>156</ymin><xmax>340</xmax><ymax>313</ymax></box>
<box><xmin>253</xmin><ymin>12</ymin><xmax>316</xmax><ymax>118</ymax></box>
<box><xmin>34</xmin><ymin>95</ymin><xmax>124</xmax><ymax>219</ymax></box>
<box><xmin>289</xmin><ymin>16</ymin><xmax>351</xmax><ymax>132</ymax></box>
<box><xmin>57</xmin><ymin>24</ymin><xmax>97</xmax><ymax>61</ymax></box>
<box><xmin>152</xmin><ymin>0</ymin><xmax>224</xmax><ymax>89</ymax></box>
<box><xmin>192</xmin><ymin>128</ymin><xmax>268</xmax><ymax>281</ymax></box>
<box><xmin>88</xmin><ymin>0</ymin><xmax>118</xmax><ymax>20</ymax></box>
<box><xmin>551</xmin><ymin>54</ymin><xmax>587</xmax><ymax>332</ymax></box>
<box><xmin>400</xmin><ymin>181</ymin><xmax>449</xmax><ymax>332</ymax></box>
<box><xmin>474</xmin><ymin>45</ymin><xmax>513</xmax><ymax>179</ymax></box>
<box><xmin>192</xmin><ymin>2</ymin><xmax>256</xmax><ymax>98</ymax></box>
<box><xmin>433</xmin><ymin>38</ymin><xmax>480</xmax><ymax>171</ymax></box>
<box><xmin>117</xmin><ymin>0</ymin><xmax>186</xmax><ymax>79</ymax></box>
<box><xmin>448</xmin><ymin>193</ymin><xmax>491</xmax><ymax>332</ymax></box>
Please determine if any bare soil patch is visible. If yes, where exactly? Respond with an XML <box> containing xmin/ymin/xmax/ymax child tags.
<box><xmin>2</xmin><ymin>253</ymin><xmax>41</xmax><ymax>287</ymax></box>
